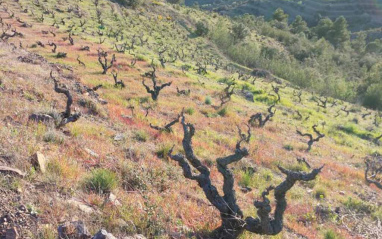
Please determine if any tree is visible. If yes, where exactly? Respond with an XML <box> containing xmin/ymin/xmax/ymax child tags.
<box><xmin>195</xmin><ymin>21</ymin><xmax>209</xmax><ymax>37</ymax></box>
<box><xmin>290</xmin><ymin>15</ymin><xmax>308</xmax><ymax>34</ymax></box>
<box><xmin>273</xmin><ymin>8</ymin><xmax>288</xmax><ymax>23</ymax></box>
<box><xmin>351</xmin><ymin>32</ymin><xmax>366</xmax><ymax>52</ymax></box>
<box><xmin>363</xmin><ymin>83</ymin><xmax>382</xmax><ymax>110</ymax></box>
<box><xmin>313</xmin><ymin>16</ymin><xmax>349</xmax><ymax>48</ymax></box>
<box><xmin>365</xmin><ymin>39</ymin><xmax>382</xmax><ymax>54</ymax></box>
<box><xmin>328</xmin><ymin>16</ymin><xmax>350</xmax><ymax>47</ymax></box>
<box><xmin>231</xmin><ymin>23</ymin><xmax>249</xmax><ymax>44</ymax></box>
<box><xmin>168</xmin><ymin>114</ymin><xmax>323</xmax><ymax>239</ymax></box>
<box><xmin>313</xmin><ymin>17</ymin><xmax>333</xmax><ymax>39</ymax></box>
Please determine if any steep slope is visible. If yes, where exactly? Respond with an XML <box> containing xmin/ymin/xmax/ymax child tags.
<box><xmin>0</xmin><ymin>0</ymin><xmax>381</xmax><ymax>238</ymax></box>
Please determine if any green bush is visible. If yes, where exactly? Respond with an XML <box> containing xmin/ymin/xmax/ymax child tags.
<box><xmin>283</xmin><ymin>144</ymin><xmax>294</xmax><ymax>151</ymax></box>
<box><xmin>239</xmin><ymin>170</ymin><xmax>253</xmax><ymax>188</ymax></box>
<box><xmin>363</xmin><ymin>83</ymin><xmax>382</xmax><ymax>110</ymax></box>
<box><xmin>324</xmin><ymin>229</ymin><xmax>342</xmax><ymax>239</ymax></box>
<box><xmin>184</xmin><ymin>107</ymin><xmax>194</xmax><ymax>115</ymax></box>
<box><xmin>134</xmin><ymin>130</ymin><xmax>148</xmax><ymax>142</ymax></box>
<box><xmin>217</xmin><ymin>107</ymin><xmax>228</xmax><ymax>117</ymax></box>
<box><xmin>156</xmin><ymin>144</ymin><xmax>172</xmax><ymax>159</ymax></box>
<box><xmin>43</xmin><ymin>131</ymin><xmax>64</xmax><ymax>144</ymax></box>
<box><xmin>195</xmin><ymin>21</ymin><xmax>209</xmax><ymax>37</ymax></box>
<box><xmin>205</xmin><ymin>96</ymin><xmax>212</xmax><ymax>105</ymax></box>
<box><xmin>115</xmin><ymin>0</ymin><xmax>142</xmax><ymax>8</ymax></box>
<box><xmin>343</xmin><ymin>197</ymin><xmax>375</xmax><ymax>214</ymax></box>
<box><xmin>84</xmin><ymin>168</ymin><xmax>118</xmax><ymax>194</ymax></box>
<box><xmin>337</xmin><ymin>124</ymin><xmax>373</xmax><ymax>140</ymax></box>
<box><xmin>56</xmin><ymin>52</ymin><xmax>67</xmax><ymax>58</ymax></box>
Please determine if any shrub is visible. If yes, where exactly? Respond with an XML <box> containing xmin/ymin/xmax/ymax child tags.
<box><xmin>84</xmin><ymin>168</ymin><xmax>118</xmax><ymax>194</ymax></box>
<box><xmin>184</xmin><ymin>107</ymin><xmax>194</xmax><ymax>115</ymax></box>
<box><xmin>283</xmin><ymin>144</ymin><xmax>293</xmax><ymax>151</ymax></box>
<box><xmin>324</xmin><ymin>230</ymin><xmax>342</xmax><ymax>239</ymax></box>
<box><xmin>217</xmin><ymin>107</ymin><xmax>228</xmax><ymax>117</ymax></box>
<box><xmin>134</xmin><ymin>130</ymin><xmax>148</xmax><ymax>142</ymax></box>
<box><xmin>205</xmin><ymin>96</ymin><xmax>212</xmax><ymax>105</ymax></box>
<box><xmin>239</xmin><ymin>170</ymin><xmax>252</xmax><ymax>188</ymax></box>
<box><xmin>314</xmin><ymin>187</ymin><xmax>327</xmax><ymax>199</ymax></box>
<box><xmin>56</xmin><ymin>52</ymin><xmax>67</xmax><ymax>58</ymax></box>
<box><xmin>343</xmin><ymin>197</ymin><xmax>375</xmax><ymax>214</ymax></box>
<box><xmin>195</xmin><ymin>21</ymin><xmax>209</xmax><ymax>37</ymax></box>
<box><xmin>116</xmin><ymin>0</ymin><xmax>142</xmax><ymax>8</ymax></box>
<box><xmin>363</xmin><ymin>83</ymin><xmax>382</xmax><ymax>110</ymax></box>
<box><xmin>156</xmin><ymin>144</ymin><xmax>172</xmax><ymax>159</ymax></box>
<box><xmin>120</xmin><ymin>163</ymin><xmax>147</xmax><ymax>191</ymax></box>
<box><xmin>43</xmin><ymin>131</ymin><xmax>64</xmax><ymax>144</ymax></box>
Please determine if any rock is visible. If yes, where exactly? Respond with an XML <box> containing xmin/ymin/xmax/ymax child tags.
<box><xmin>93</xmin><ymin>229</ymin><xmax>117</xmax><ymax>239</ymax></box>
<box><xmin>67</xmin><ymin>199</ymin><xmax>94</xmax><ymax>214</ymax></box>
<box><xmin>98</xmin><ymin>98</ymin><xmax>108</xmax><ymax>105</ymax></box>
<box><xmin>28</xmin><ymin>113</ymin><xmax>54</xmax><ymax>125</ymax></box>
<box><xmin>30</xmin><ymin>152</ymin><xmax>48</xmax><ymax>173</ymax></box>
<box><xmin>123</xmin><ymin>235</ymin><xmax>146</xmax><ymax>239</ymax></box>
<box><xmin>5</xmin><ymin>227</ymin><xmax>18</xmax><ymax>239</ymax></box>
<box><xmin>108</xmin><ymin>193</ymin><xmax>121</xmax><ymax>207</ymax></box>
<box><xmin>58</xmin><ymin>221</ymin><xmax>91</xmax><ymax>239</ymax></box>
<box><xmin>0</xmin><ymin>166</ymin><xmax>26</xmax><ymax>177</ymax></box>
<box><xmin>114</xmin><ymin>134</ymin><xmax>124</xmax><ymax>141</ymax></box>
<box><xmin>84</xmin><ymin>148</ymin><xmax>99</xmax><ymax>158</ymax></box>
<box><xmin>244</xmin><ymin>91</ymin><xmax>254</xmax><ymax>102</ymax></box>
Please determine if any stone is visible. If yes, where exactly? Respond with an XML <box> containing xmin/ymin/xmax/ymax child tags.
<box><xmin>57</xmin><ymin>221</ymin><xmax>91</xmax><ymax>239</ymax></box>
<box><xmin>5</xmin><ymin>227</ymin><xmax>18</xmax><ymax>239</ymax></box>
<box><xmin>108</xmin><ymin>193</ymin><xmax>122</xmax><ymax>207</ymax></box>
<box><xmin>67</xmin><ymin>199</ymin><xmax>94</xmax><ymax>214</ymax></box>
<box><xmin>123</xmin><ymin>235</ymin><xmax>146</xmax><ymax>239</ymax></box>
<box><xmin>0</xmin><ymin>166</ymin><xmax>26</xmax><ymax>177</ymax></box>
<box><xmin>92</xmin><ymin>229</ymin><xmax>117</xmax><ymax>239</ymax></box>
<box><xmin>98</xmin><ymin>98</ymin><xmax>108</xmax><ymax>105</ymax></box>
<box><xmin>114</xmin><ymin>134</ymin><xmax>124</xmax><ymax>141</ymax></box>
<box><xmin>84</xmin><ymin>148</ymin><xmax>99</xmax><ymax>158</ymax></box>
<box><xmin>30</xmin><ymin>152</ymin><xmax>48</xmax><ymax>173</ymax></box>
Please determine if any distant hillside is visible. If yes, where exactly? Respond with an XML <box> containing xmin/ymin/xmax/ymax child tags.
<box><xmin>186</xmin><ymin>0</ymin><xmax>382</xmax><ymax>32</ymax></box>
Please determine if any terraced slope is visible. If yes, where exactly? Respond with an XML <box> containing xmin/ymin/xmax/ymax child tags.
<box><xmin>187</xmin><ymin>0</ymin><xmax>382</xmax><ymax>32</ymax></box>
<box><xmin>0</xmin><ymin>0</ymin><xmax>381</xmax><ymax>238</ymax></box>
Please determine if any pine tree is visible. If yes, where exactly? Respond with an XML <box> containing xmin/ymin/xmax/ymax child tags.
<box><xmin>273</xmin><ymin>8</ymin><xmax>288</xmax><ymax>22</ymax></box>
<box><xmin>290</xmin><ymin>15</ymin><xmax>309</xmax><ymax>34</ymax></box>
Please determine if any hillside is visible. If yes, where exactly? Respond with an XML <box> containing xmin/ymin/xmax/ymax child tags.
<box><xmin>0</xmin><ymin>0</ymin><xmax>381</xmax><ymax>239</ymax></box>
<box><xmin>186</xmin><ymin>0</ymin><xmax>382</xmax><ymax>32</ymax></box>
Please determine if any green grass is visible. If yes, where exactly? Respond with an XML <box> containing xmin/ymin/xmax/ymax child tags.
<box><xmin>134</xmin><ymin>130</ymin><xmax>149</xmax><ymax>142</ymax></box>
<box><xmin>84</xmin><ymin>168</ymin><xmax>118</xmax><ymax>194</ymax></box>
<box><xmin>336</xmin><ymin>123</ymin><xmax>373</xmax><ymax>140</ymax></box>
<box><xmin>184</xmin><ymin>107</ymin><xmax>195</xmax><ymax>115</ymax></box>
